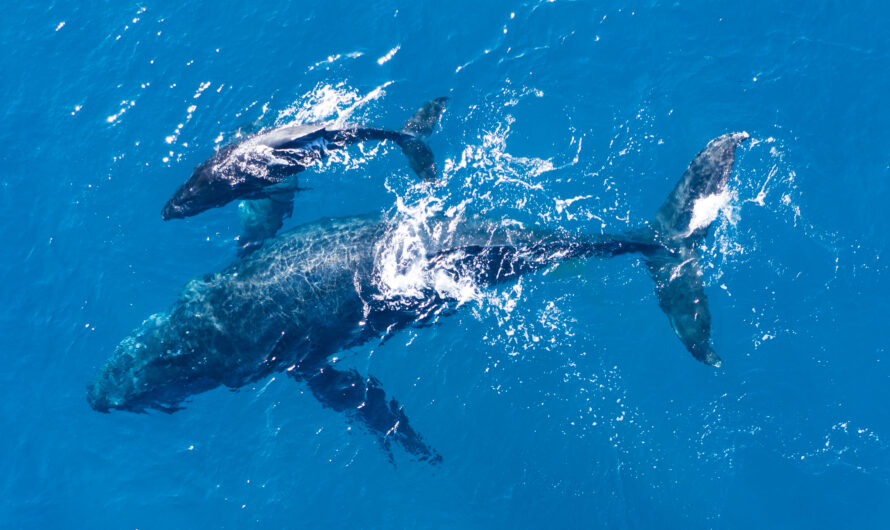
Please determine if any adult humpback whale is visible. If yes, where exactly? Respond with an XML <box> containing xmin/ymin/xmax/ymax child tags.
<box><xmin>89</xmin><ymin>132</ymin><xmax>748</xmax><ymax>461</ymax></box>
<box><xmin>161</xmin><ymin>97</ymin><xmax>448</xmax><ymax>254</ymax></box>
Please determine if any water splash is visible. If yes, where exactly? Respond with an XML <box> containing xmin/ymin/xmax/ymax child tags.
<box><xmin>686</xmin><ymin>190</ymin><xmax>733</xmax><ymax>237</ymax></box>
<box><xmin>787</xmin><ymin>421</ymin><xmax>890</xmax><ymax>484</ymax></box>
<box><xmin>275</xmin><ymin>81</ymin><xmax>394</xmax><ymax>128</ymax></box>
<box><xmin>699</xmin><ymin>134</ymin><xmax>804</xmax><ymax>284</ymax></box>
<box><xmin>373</xmin><ymin>190</ymin><xmax>452</xmax><ymax>301</ymax></box>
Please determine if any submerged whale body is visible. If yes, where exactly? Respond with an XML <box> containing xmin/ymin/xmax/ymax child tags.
<box><xmin>162</xmin><ymin>97</ymin><xmax>448</xmax><ymax>254</ymax></box>
<box><xmin>89</xmin><ymin>133</ymin><xmax>748</xmax><ymax>461</ymax></box>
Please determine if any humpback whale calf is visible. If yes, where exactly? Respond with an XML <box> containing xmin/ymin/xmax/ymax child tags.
<box><xmin>161</xmin><ymin>97</ymin><xmax>448</xmax><ymax>254</ymax></box>
<box><xmin>89</xmin><ymin>132</ymin><xmax>748</xmax><ymax>461</ymax></box>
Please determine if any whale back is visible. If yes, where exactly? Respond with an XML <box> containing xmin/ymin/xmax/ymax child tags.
<box><xmin>255</xmin><ymin>123</ymin><xmax>328</xmax><ymax>149</ymax></box>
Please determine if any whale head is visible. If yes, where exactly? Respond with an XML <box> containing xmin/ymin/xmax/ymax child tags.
<box><xmin>87</xmin><ymin>311</ymin><xmax>217</xmax><ymax>413</ymax></box>
<box><xmin>162</xmin><ymin>154</ymin><xmax>261</xmax><ymax>220</ymax></box>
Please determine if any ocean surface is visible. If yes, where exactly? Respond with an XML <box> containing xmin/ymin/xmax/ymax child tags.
<box><xmin>2</xmin><ymin>1</ymin><xmax>889</xmax><ymax>528</ymax></box>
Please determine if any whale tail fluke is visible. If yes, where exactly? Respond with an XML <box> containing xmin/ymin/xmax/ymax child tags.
<box><xmin>652</xmin><ymin>132</ymin><xmax>750</xmax><ymax>246</ymax></box>
<box><xmin>639</xmin><ymin>132</ymin><xmax>749</xmax><ymax>366</ymax></box>
<box><xmin>645</xmin><ymin>246</ymin><xmax>722</xmax><ymax>366</ymax></box>
<box><xmin>396</xmin><ymin>97</ymin><xmax>448</xmax><ymax>181</ymax></box>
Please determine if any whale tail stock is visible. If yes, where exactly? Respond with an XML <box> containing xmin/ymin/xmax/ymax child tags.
<box><xmin>416</xmin><ymin>133</ymin><xmax>746</xmax><ymax>365</ymax></box>
<box><xmin>394</xmin><ymin>96</ymin><xmax>448</xmax><ymax>181</ymax></box>
<box><xmin>628</xmin><ymin>132</ymin><xmax>749</xmax><ymax>366</ymax></box>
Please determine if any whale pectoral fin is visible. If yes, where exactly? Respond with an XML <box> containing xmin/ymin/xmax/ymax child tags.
<box><xmin>297</xmin><ymin>366</ymin><xmax>441</xmax><ymax>464</ymax></box>
<box><xmin>646</xmin><ymin>247</ymin><xmax>721</xmax><ymax>367</ymax></box>
<box><xmin>237</xmin><ymin>191</ymin><xmax>295</xmax><ymax>256</ymax></box>
<box><xmin>546</xmin><ymin>258</ymin><xmax>589</xmax><ymax>280</ymax></box>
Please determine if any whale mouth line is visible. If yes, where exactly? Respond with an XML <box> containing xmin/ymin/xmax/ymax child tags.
<box><xmin>161</xmin><ymin>197</ymin><xmax>212</xmax><ymax>220</ymax></box>
<box><xmin>87</xmin><ymin>380</ymin><xmax>188</xmax><ymax>414</ymax></box>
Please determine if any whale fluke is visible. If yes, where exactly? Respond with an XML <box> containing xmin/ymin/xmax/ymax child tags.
<box><xmin>643</xmin><ymin>132</ymin><xmax>749</xmax><ymax>366</ymax></box>
<box><xmin>401</xmin><ymin>97</ymin><xmax>449</xmax><ymax>140</ymax></box>
<box><xmin>395</xmin><ymin>97</ymin><xmax>448</xmax><ymax>182</ymax></box>
<box><xmin>646</xmin><ymin>246</ymin><xmax>719</xmax><ymax>365</ymax></box>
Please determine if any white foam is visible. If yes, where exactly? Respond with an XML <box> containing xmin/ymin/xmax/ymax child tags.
<box><xmin>554</xmin><ymin>195</ymin><xmax>592</xmax><ymax>220</ymax></box>
<box><xmin>374</xmin><ymin>194</ymin><xmax>445</xmax><ymax>300</ymax></box>
<box><xmin>376</xmin><ymin>46</ymin><xmax>400</xmax><ymax>65</ymax></box>
<box><xmin>273</xmin><ymin>82</ymin><xmax>393</xmax><ymax>132</ymax></box>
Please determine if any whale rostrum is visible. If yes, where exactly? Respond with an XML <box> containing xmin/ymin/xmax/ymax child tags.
<box><xmin>90</xmin><ymin>132</ymin><xmax>748</xmax><ymax>461</ymax></box>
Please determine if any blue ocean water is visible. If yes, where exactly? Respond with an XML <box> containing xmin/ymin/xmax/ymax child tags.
<box><xmin>2</xmin><ymin>0</ymin><xmax>889</xmax><ymax>527</ymax></box>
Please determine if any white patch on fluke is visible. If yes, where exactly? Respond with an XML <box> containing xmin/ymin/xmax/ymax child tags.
<box><xmin>686</xmin><ymin>190</ymin><xmax>731</xmax><ymax>236</ymax></box>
